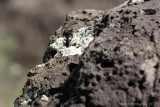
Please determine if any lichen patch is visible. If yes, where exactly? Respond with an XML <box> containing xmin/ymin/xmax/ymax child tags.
<box><xmin>41</xmin><ymin>95</ymin><xmax>49</xmax><ymax>102</ymax></box>
<box><xmin>141</xmin><ymin>54</ymin><xmax>159</xmax><ymax>86</ymax></box>
<box><xmin>50</xmin><ymin>27</ymin><xmax>94</xmax><ymax>57</ymax></box>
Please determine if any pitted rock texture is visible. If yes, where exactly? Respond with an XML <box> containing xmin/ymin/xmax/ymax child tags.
<box><xmin>15</xmin><ymin>0</ymin><xmax>160</xmax><ymax>107</ymax></box>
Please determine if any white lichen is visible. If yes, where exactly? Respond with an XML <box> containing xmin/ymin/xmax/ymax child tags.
<box><xmin>130</xmin><ymin>0</ymin><xmax>145</xmax><ymax>4</ymax></box>
<box><xmin>70</xmin><ymin>27</ymin><xmax>94</xmax><ymax>49</ymax></box>
<box><xmin>41</xmin><ymin>95</ymin><xmax>49</xmax><ymax>102</ymax></box>
<box><xmin>141</xmin><ymin>54</ymin><xmax>159</xmax><ymax>86</ymax></box>
<box><xmin>61</xmin><ymin>46</ymin><xmax>83</xmax><ymax>56</ymax></box>
<box><xmin>19</xmin><ymin>89</ymin><xmax>33</xmax><ymax>105</ymax></box>
<box><xmin>50</xmin><ymin>37</ymin><xmax>65</xmax><ymax>51</ymax></box>
<box><xmin>36</xmin><ymin>63</ymin><xmax>45</xmax><ymax>68</ymax></box>
<box><xmin>50</xmin><ymin>27</ymin><xmax>94</xmax><ymax>57</ymax></box>
<box><xmin>120</xmin><ymin>0</ymin><xmax>146</xmax><ymax>7</ymax></box>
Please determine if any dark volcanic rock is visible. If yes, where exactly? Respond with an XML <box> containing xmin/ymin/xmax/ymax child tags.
<box><xmin>15</xmin><ymin>0</ymin><xmax>160</xmax><ymax>107</ymax></box>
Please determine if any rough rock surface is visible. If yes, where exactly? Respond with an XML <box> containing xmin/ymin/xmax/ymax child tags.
<box><xmin>15</xmin><ymin>0</ymin><xmax>160</xmax><ymax>107</ymax></box>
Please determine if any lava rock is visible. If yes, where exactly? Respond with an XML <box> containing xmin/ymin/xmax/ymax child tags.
<box><xmin>15</xmin><ymin>0</ymin><xmax>160</xmax><ymax>107</ymax></box>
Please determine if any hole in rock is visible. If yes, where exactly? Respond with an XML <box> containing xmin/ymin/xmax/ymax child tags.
<box><xmin>96</xmin><ymin>75</ymin><xmax>101</xmax><ymax>82</ymax></box>
<box><xmin>110</xmin><ymin>16</ymin><xmax>114</xmax><ymax>20</ymax></box>
<box><xmin>134</xmin><ymin>99</ymin><xmax>142</xmax><ymax>107</ymax></box>
<box><xmin>122</xmin><ymin>17</ymin><xmax>129</xmax><ymax>22</ymax></box>
<box><xmin>150</xmin><ymin>35</ymin><xmax>154</xmax><ymax>42</ymax></box>
<box><xmin>148</xmin><ymin>95</ymin><xmax>158</xmax><ymax>107</ymax></box>
<box><xmin>138</xmin><ymin>77</ymin><xmax>146</xmax><ymax>90</ymax></box>
<box><xmin>125</xmin><ymin>10</ymin><xmax>131</xmax><ymax>14</ymax></box>
<box><xmin>34</xmin><ymin>101</ymin><xmax>41</xmax><ymax>106</ymax></box>
<box><xmin>27</xmin><ymin>72</ymin><xmax>37</xmax><ymax>77</ymax></box>
<box><xmin>128</xmin><ymin>80</ymin><xmax>135</xmax><ymax>87</ymax></box>
<box><xmin>140</xmin><ymin>70</ymin><xmax>144</xmax><ymax>74</ymax></box>
<box><xmin>112</xmin><ymin>70</ymin><xmax>117</xmax><ymax>75</ymax></box>
<box><xmin>114</xmin><ymin>46</ymin><xmax>120</xmax><ymax>52</ymax></box>
<box><xmin>84</xmin><ymin>80</ymin><xmax>89</xmax><ymax>87</ymax></box>
<box><xmin>68</xmin><ymin>63</ymin><xmax>79</xmax><ymax>72</ymax></box>
<box><xmin>49</xmin><ymin>87</ymin><xmax>61</xmax><ymax>95</ymax></box>
<box><xmin>91</xmin><ymin>82</ymin><xmax>96</xmax><ymax>87</ymax></box>
<box><xmin>101</xmin><ymin>59</ymin><xmax>114</xmax><ymax>68</ymax></box>
<box><xmin>142</xmin><ymin>9</ymin><xmax>156</xmax><ymax>15</ymax></box>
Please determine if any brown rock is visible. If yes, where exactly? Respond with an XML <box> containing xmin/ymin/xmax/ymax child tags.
<box><xmin>15</xmin><ymin>0</ymin><xmax>160</xmax><ymax>107</ymax></box>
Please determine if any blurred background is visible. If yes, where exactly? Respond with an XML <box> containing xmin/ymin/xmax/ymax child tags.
<box><xmin>0</xmin><ymin>0</ymin><xmax>125</xmax><ymax>106</ymax></box>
